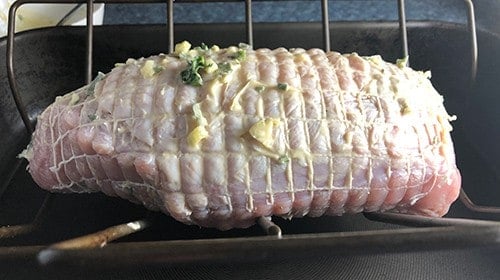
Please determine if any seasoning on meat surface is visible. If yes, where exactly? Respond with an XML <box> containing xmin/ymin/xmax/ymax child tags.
<box><xmin>21</xmin><ymin>42</ymin><xmax>461</xmax><ymax>229</ymax></box>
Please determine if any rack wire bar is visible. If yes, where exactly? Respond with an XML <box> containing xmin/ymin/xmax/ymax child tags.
<box><xmin>34</xmin><ymin>225</ymin><xmax>500</xmax><ymax>268</ymax></box>
<box><xmin>455</xmin><ymin>0</ymin><xmax>497</xmax><ymax>213</ymax></box>
<box><xmin>321</xmin><ymin>0</ymin><xmax>330</xmax><ymax>52</ymax></box>
<box><xmin>460</xmin><ymin>189</ymin><xmax>500</xmax><ymax>214</ymax></box>
<box><xmin>42</xmin><ymin>220</ymin><xmax>149</xmax><ymax>250</ymax></box>
<box><xmin>6</xmin><ymin>0</ymin><xmax>34</xmax><ymax>134</ymax></box>
<box><xmin>85</xmin><ymin>0</ymin><xmax>94</xmax><ymax>83</ymax></box>
<box><xmin>38</xmin><ymin>219</ymin><xmax>150</xmax><ymax>265</ymax></box>
<box><xmin>167</xmin><ymin>0</ymin><xmax>174</xmax><ymax>53</ymax></box>
<box><xmin>464</xmin><ymin>0</ymin><xmax>477</xmax><ymax>83</ymax></box>
<box><xmin>56</xmin><ymin>3</ymin><xmax>84</xmax><ymax>25</ymax></box>
<box><xmin>365</xmin><ymin>212</ymin><xmax>500</xmax><ymax>228</ymax></box>
<box><xmin>245</xmin><ymin>0</ymin><xmax>253</xmax><ymax>46</ymax></box>
<box><xmin>0</xmin><ymin>194</ymin><xmax>53</xmax><ymax>239</ymax></box>
<box><xmin>397</xmin><ymin>0</ymin><xmax>409</xmax><ymax>65</ymax></box>
<box><xmin>257</xmin><ymin>216</ymin><xmax>282</xmax><ymax>238</ymax></box>
<box><xmin>3</xmin><ymin>1</ymin><xmax>94</xmax><ymax>240</ymax></box>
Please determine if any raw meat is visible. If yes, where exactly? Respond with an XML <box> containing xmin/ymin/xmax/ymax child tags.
<box><xmin>22</xmin><ymin>43</ymin><xmax>461</xmax><ymax>229</ymax></box>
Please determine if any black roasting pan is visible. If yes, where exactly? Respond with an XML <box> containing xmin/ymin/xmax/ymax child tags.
<box><xmin>1</xmin><ymin>21</ymin><xmax>500</xmax><ymax>279</ymax></box>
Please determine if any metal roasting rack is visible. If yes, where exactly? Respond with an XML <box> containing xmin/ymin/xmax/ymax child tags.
<box><xmin>1</xmin><ymin>0</ymin><xmax>500</xmax><ymax>268</ymax></box>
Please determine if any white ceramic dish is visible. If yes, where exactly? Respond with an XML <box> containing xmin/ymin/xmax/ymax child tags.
<box><xmin>0</xmin><ymin>2</ymin><xmax>105</xmax><ymax>37</ymax></box>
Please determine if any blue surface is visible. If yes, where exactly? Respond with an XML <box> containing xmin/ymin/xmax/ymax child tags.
<box><xmin>103</xmin><ymin>0</ymin><xmax>470</xmax><ymax>25</ymax></box>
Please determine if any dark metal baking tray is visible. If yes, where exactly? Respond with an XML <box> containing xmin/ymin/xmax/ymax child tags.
<box><xmin>1</xmin><ymin>21</ymin><xmax>500</xmax><ymax>278</ymax></box>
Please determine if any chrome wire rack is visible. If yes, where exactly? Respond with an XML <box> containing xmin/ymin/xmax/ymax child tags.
<box><xmin>1</xmin><ymin>0</ymin><xmax>500</xmax><ymax>268</ymax></box>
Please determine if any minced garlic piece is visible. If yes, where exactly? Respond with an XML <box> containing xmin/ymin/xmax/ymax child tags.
<box><xmin>140</xmin><ymin>60</ymin><xmax>156</xmax><ymax>78</ymax></box>
<box><xmin>204</xmin><ymin>58</ymin><xmax>218</xmax><ymax>74</ymax></box>
<box><xmin>174</xmin><ymin>41</ymin><xmax>192</xmax><ymax>56</ymax></box>
<box><xmin>187</xmin><ymin>126</ymin><xmax>209</xmax><ymax>147</ymax></box>
<box><xmin>249</xmin><ymin>118</ymin><xmax>281</xmax><ymax>150</ymax></box>
<box><xmin>187</xmin><ymin>103</ymin><xmax>209</xmax><ymax>147</ymax></box>
<box><xmin>367</xmin><ymin>55</ymin><xmax>383</xmax><ymax>65</ymax></box>
<box><xmin>396</xmin><ymin>56</ymin><xmax>409</xmax><ymax>68</ymax></box>
<box><xmin>68</xmin><ymin>92</ymin><xmax>80</xmax><ymax>106</ymax></box>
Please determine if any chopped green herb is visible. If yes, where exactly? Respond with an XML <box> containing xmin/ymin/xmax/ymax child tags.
<box><xmin>230</xmin><ymin>49</ymin><xmax>246</xmax><ymax>61</ymax></box>
<box><xmin>277</xmin><ymin>83</ymin><xmax>288</xmax><ymax>91</ymax></box>
<box><xmin>181</xmin><ymin>55</ymin><xmax>209</xmax><ymax>86</ymax></box>
<box><xmin>218</xmin><ymin>62</ymin><xmax>232</xmax><ymax>75</ymax></box>
<box><xmin>254</xmin><ymin>85</ymin><xmax>266</xmax><ymax>93</ymax></box>
<box><xmin>88</xmin><ymin>114</ymin><xmax>97</xmax><ymax>121</ymax></box>
<box><xmin>194</xmin><ymin>43</ymin><xmax>209</xmax><ymax>52</ymax></box>
<box><xmin>278</xmin><ymin>155</ymin><xmax>290</xmax><ymax>164</ymax></box>
<box><xmin>68</xmin><ymin>93</ymin><xmax>80</xmax><ymax>106</ymax></box>
<box><xmin>153</xmin><ymin>65</ymin><xmax>164</xmax><ymax>74</ymax></box>
<box><xmin>200</xmin><ymin>43</ymin><xmax>209</xmax><ymax>51</ymax></box>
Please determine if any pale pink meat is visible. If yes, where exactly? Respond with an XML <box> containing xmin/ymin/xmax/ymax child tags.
<box><xmin>24</xmin><ymin>46</ymin><xmax>461</xmax><ymax>229</ymax></box>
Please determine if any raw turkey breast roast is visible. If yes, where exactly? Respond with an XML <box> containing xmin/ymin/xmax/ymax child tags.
<box><xmin>22</xmin><ymin>42</ymin><xmax>461</xmax><ymax>229</ymax></box>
